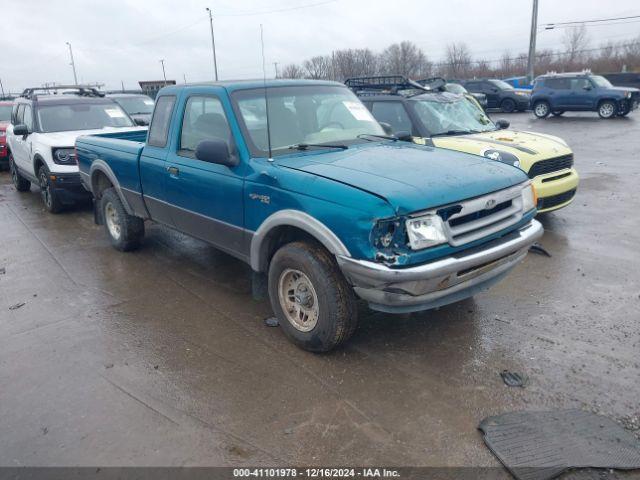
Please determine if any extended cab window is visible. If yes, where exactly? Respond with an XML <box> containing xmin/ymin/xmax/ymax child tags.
<box><xmin>371</xmin><ymin>102</ymin><xmax>413</xmax><ymax>134</ymax></box>
<box><xmin>148</xmin><ymin>96</ymin><xmax>176</xmax><ymax>147</ymax></box>
<box><xmin>179</xmin><ymin>96</ymin><xmax>231</xmax><ymax>156</ymax></box>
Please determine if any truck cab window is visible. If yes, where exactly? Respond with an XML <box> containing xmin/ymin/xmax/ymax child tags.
<box><xmin>179</xmin><ymin>96</ymin><xmax>231</xmax><ymax>156</ymax></box>
<box><xmin>371</xmin><ymin>102</ymin><xmax>412</xmax><ymax>134</ymax></box>
<box><xmin>148</xmin><ymin>96</ymin><xmax>176</xmax><ymax>147</ymax></box>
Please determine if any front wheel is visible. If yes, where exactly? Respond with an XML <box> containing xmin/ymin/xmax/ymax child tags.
<box><xmin>268</xmin><ymin>241</ymin><xmax>358</xmax><ymax>352</ymax></box>
<box><xmin>598</xmin><ymin>100</ymin><xmax>616</xmax><ymax>119</ymax></box>
<box><xmin>533</xmin><ymin>101</ymin><xmax>550</xmax><ymax>118</ymax></box>
<box><xmin>9</xmin><ymin>153</ymin><xmax>31</xmax><ymax>192</ymax></box>
<box><xmin>38</xmin><ymin>166</ymin><xmax>64</xmax><ymax>213</ymax></box>
<box><xmin>100</xmin><ymin>188</ymin><xmax>145</xmax><ymax>251</ymax></box>
<box><xmin>501</xmin><ymin>98</ymin><xmax>516</xmax><ymax>113</ymax></box>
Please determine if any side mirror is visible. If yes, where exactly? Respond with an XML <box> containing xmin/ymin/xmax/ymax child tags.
<box><xmin>583</xmin><ymin>85</ymin><xmax>592</xmax><ymax>91</ymax></box>
<box><xmin>134</xmin><ymin>117</ymin><xmax>148</xmax><ymax>126</ymax></box>
<box><xmin>195</xmin><ymin>139</ymin><xmax>238</xmax><ymax>167</ymax></box>
<box><xmin>495</xmin><ymin>119</ymin><xmax>510</xmax><ymax>129</ymax></box>
<box><xmin>491</xmin><ymin>88</ymin><xmax>499</xmax><ymax>92</ymax></box>
<box><xmin>13</xmin><ymin>124</ymin><xmax>29</xmax><ymax>136</ymax></box>
<box><xmin>394</xmin><ymin>130</ymin><xmax>413</xmax><ymax>141</ymax></box>
<box><xmin>379</xmin><ymin>122</ymin><xmax>394</xmax><ymax>136</ymax></box>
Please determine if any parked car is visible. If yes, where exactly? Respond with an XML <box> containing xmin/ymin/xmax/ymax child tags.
<box><xmin>503</xmin><ymin>76</ymin><xmax>532</xmax><ymax>90</ymax></box>
<box><xmin>531</xmin><ymin>72</ymin><xmax>640</xmax><ymax>119</ymax></box>
<box><xmin>6</xmin><ymin>86</ymin><xmax>144</xmax><ymax>213</ymax></box>
<box><xmin>0</xmin><ymin>100</ymin><xmax>13</xmax><ymax>170</ymax></box>
<box><xmin>347</xmin><ymin>76</ymin><xmax>579</xmax><ymax>213</ymax></box>
<box><xmin>76</xmin><ymin>79</ymin><xmax>542</xmax><ymax>352</ymax></box>
<box><xmin>457</xmin><ymin>78</ymin><xmax>531</xmax><ymax>112</ymax></box>
<box><xmin>107</xmin><ymin>93</ymin><xmax>155</xmax><ymax>125</ymax></box>
<box><xmin>418</xmin><ymin>78</ymin><xmax>488</xmax><ymax>110</ymax></box>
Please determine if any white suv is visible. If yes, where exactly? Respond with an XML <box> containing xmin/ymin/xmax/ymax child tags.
<box><xmin>7</xmin><ymin>86</ymin><xmax>145</xmax><ymax>213</ymax></box>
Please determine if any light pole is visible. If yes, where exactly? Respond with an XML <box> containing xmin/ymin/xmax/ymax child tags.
<box><xmin>66</xmin><ymin>42</ymin><xmax>78</xmax><ymax>85</ymax></box>
<box><xmin>159</xmin><ymin>59</ymin><xmax>167</xmax><ymax>84</ymax></box>
<box><xmin>273</xmin><ymin>62</ymin><xmax>279</xmax><ymax>79</ymax></box>
<box><xmin>526</xmin><ymin>0</ymin><xmax>539</xmax><ymax>85</ymax></box>
<box><xmin>206</xmin><ymin>7</ymin><xmax>219</xmax><ymax>81</ymax></box>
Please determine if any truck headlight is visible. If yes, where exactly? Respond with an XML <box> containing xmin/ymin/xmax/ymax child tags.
<box><xmin>521</xmin><ymin>183</ymin><xmax>537</xmax><ymax>212</ymax></box>
<box><xmin>52</xmin><ymin>147</ymin><xmax>76</xmax><ymax>165</ymax></box>
<box><xmin>406</xmin><ymin>214</ymin><xmax>447</xmax><ymax>250</ymax></box>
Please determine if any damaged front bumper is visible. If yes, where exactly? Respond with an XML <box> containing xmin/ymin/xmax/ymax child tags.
<box><xmin>337</xmin><ymin>219</ymin><xmax>543</xmax><ymax>313</ymax></box>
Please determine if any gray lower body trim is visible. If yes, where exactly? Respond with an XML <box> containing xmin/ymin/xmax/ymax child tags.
<box><xmin>121</xmin><ymin>187</ymin><xmax>150</xmax><ymax>219</ymax></box>
<box><xmin>338</xmin><ymin>219</ymin><xmax>542</xmax><ymax>313</ymax></box>
<box><xmin>143</xmin><ymin>194</ymin><xmax>252</xmax><ymax>264</ymax></box>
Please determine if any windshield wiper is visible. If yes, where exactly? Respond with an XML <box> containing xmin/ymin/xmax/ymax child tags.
<box><xmin>430</xmin><ymin>129</ymin><xmax>480</xmax><ymax>137</ymax></box>
<box><xmin>288</xmin><ymin>143</ymin><xmax>348</xmax><ymax>151</ymax></box>
<box><xmin>357</xmin><ymin>133</ymin><xmax>398</xmax><ymax>142</ymax></box>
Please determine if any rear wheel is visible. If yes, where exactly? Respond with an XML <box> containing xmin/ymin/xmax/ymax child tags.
<box><xmin>100</xmin><ymin>188</ymin><xmax>144</xmax><ymax>251</ymax></box>
<box><xmin>533</xmin><ymin>101</ymin><xmax>550</xmax><ymax>118</ymax></box>
<box><xmin>268</xmin><ymin>241</ymin><xmax>358</xmax><ymax>352</ymax></box>
<box><xmin>501</xmin><ymin>98</ymin><xmax>516</xmax><ymax>113</ymax></box>
<box><xmin>598</xmin><ymin>100</ymin><xmax>616</xmax><ymax>119</ymax></box>
<box><xmin>38</xmin><ymin>165</ymin><xmax>64</xmax><ymax>213</ymax></box>
<box><xmin>9</xmin><ymin>153</ymin><xmax>31</xmax><ymax>192</ymax></box>
<box><xmin>551</xmin><ymin>110</ymin><xmax>565</xmax><ymax>117</ymax></box>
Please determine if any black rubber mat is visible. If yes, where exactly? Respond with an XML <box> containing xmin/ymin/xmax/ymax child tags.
<box><xmin>479</xmin><ymin>409</ymin><xmax>640</xmax><ymax>480</ymax></box>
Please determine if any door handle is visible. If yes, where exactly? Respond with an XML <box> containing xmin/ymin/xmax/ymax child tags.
<box><xmin>167</xmin><ymin>166</ymin><xmax>179</xmax><ymax>176</ymax></box>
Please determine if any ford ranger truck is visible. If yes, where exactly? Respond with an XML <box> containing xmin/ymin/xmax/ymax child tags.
<box><xmin>76</xmin><ymin>80</ymin><xmax>543</xmax><ymax>352</ymax></box>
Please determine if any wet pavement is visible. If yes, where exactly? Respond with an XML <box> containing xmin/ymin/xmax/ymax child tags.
<box><xmin>0</xmin><ymin>112</ymin><xmax>639</xmax><ymax>469</ymax></box>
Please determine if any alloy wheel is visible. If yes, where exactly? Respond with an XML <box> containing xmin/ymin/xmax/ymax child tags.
<box><xmin>277</xmin><ymin>268</ymin><xmax>319</xmax><ymax>332</ymax></box>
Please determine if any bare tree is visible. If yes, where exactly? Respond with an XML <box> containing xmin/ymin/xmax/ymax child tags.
<box><xmin>444</xmin><ymin>42</ymin><xmax>472</xmax><ymax>78</ymax></box>
<box><xmin>562</xmin><ymin>25</ymin><xmax>589</xmax><ymax>68</ymax></box>
<box><xmin>379</xmin><ymin>41</ymin><xmax>432</xmax><ymax>78</ymax></box>
<box><xmin>332</xmin><ymin>48</ymin><xmax>378</xmax><ymax>80</ymax></box>
<box><xmin>280</xmin><ymin>63</ymin><xmax>305</xmax><ymax>79</ymax></box>
<box><xmin>304</xmin><ymin>55</ymin><xmax>333</xmax><ymax>79</ymax></box>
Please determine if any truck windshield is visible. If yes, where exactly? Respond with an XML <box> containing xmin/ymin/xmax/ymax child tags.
<box><xmin>0</xmin><ymin>105</ymin><xmax>12</xmax><ymax>122</ymax></box>
<box><xmin>590</xmin><ymin>76</ymin><xmax>612</xmax><ymax>88</ymax></box>
<box><xmin>113</xmin><ymin>96</ymin><xmax>155</xmax><ymax>115</ymax></box>
<box><xmin>413</xmin><ymin>96</ymin><xmax>495</xmax><ymax>136</ymax></box>
<box><xmin>233</xmin><ymin>85</ymin><xmax>385</xmax><ymax>156</ymax></box>
<box><xmin>37</xmin><ymin>102</ymin><xmax>135</xmax><ymax>132</ymax></box>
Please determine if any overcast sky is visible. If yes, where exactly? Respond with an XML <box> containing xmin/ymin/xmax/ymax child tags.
<box><xmin>2</xmin><ymin>0</ymin><xmax>639</xmax><ymax>93</ymax></box>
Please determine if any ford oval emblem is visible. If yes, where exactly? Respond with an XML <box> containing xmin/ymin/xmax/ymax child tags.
<box><xmin>485</xmin><ymin>198</ymin><xmax>497</xmax><ymax>209</ymax></box>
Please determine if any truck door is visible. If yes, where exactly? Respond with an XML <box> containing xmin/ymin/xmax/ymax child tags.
<box><xmin>163</xmin><ymin>93</ymin><xmax>246</xmax><ymax>258</ymax></box>
<box><xmin>139</xmin><ymin>95</ymin><xmax>176</xmax><ymax>226</ymax></box>
<box><xmin>569</xmin><ymin>77</ymin><xmax>597</xmax><ymax>109</ymax></box>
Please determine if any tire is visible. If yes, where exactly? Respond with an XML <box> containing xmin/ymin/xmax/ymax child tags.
<box><xmin>9</xmin><ymin>153</ymin><xmax>31</xmax><ymax>192</ymax></box>
<box><xmin>38</xmin><ymin>165</ymin><xmax>64</xmax><ymax>213</ymax></box>
<box><xmin>100</xmin><ymin>188</ymin><xmax>144</xmax><ymax>251</ymax></box>
<box><xmin>500</xmin><ymin>98</ymin><xmax>516</xmax><ymax>113</ymax></box>
<box><xmin>533</xmin><ymin>101</ymin><xmax>550</xmax><ymax>118</ymax></box>
<box><xmin>598</xmin><ymin>100</ymin><xmax>616</xmax><ymax>119</ymax></box>
<box><xmin>268</xmin><ymin>241</ymin><xmax>358</xmax><ymax>352</ymax></box>
<box><xmin>551</xmin><ymin>110</ymin><xmax>565</xmax><ymax>117</ymax></box>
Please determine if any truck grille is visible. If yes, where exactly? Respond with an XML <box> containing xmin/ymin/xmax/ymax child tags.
<box><xmin>528</xmin><ymin>154</ymin><xmax>573</xmax><ymax>179</ymax></box>
<box><xmin>435</xmin><ymin>184</ymin><xmax>525</xmax><ymax>247</ymax></box>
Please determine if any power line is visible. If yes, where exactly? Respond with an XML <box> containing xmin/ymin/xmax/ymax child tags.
<box><xmin>541</xmin><ymin>14</ymin><xmax>640</xmax><ymax>27</ymax></box>
<box><xmin>215</xmin><ymin>0</ymin><xmax>336</xmax><ymax>17</ymax></box>
<box><xmin>541</xmin><ymin>19</ymin><xmax>640</xmax><ymax>30</ymax></box>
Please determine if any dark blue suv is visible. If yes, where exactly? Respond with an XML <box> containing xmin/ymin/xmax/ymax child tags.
<box><xmin>531</xmin><ymin>72</ymin><xmax>639</xmax><ymax>119</ymax></box>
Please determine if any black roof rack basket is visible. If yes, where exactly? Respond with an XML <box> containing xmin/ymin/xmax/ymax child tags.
<box><xmin>344</xmin><ymin>75</ymin><xmax>429</xmax><ymax>96</ymax></box>
<box><xmin>21</xmin><ymin>85</ymin><xmax>105</xmax><ymax>100</ymax></box>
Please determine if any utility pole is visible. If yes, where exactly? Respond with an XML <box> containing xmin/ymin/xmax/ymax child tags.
<box><xmin>526</xmin><ymin>0</ymin><xmax>539</xmax><ymax>85</ymax></box>
<box><xmin>121</xmin><ymin>80</ymin><xmax>125</xmax><ymax>92</ymax></box>
<box><xmin>66</xmin><ymin>42</ymin><xmax>79</xmax><ymax>85</ymax></box>
<box><xmin>159</xmin><ymin>59</ymin><xmax>167</xmax><ymax>84</ymax></box>
<box><xmin>273</xmin><ymin>62</ymin><xmax>279</xmax><ymax>79</ymax></box>
<box><xmin>0</xmin><ymin>78</ymin><xmax>5</xmax><ymax>98</ymax></box>
<box><xmin>183</xmin><ymin>73</ymin><xmax>187</xmax><ymax>84</ymax></box>
<box><xmin>206</xmin><ymin>7</ymin><xmax>219</xmax><ymax>81</ymax></box>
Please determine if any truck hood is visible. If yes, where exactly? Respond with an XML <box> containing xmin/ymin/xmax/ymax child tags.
<box><xmin>431</xmin><ymin>129</ymin><xmax>572</xmax><ymax>172</ymax></box>
<box><xmin>34</xmin><ymin>126</ymin><xmax>147</xmax><ymax>147</ymax></box>
<box><xmin>607</xmin><ymin>86</ymin><xmax>640</xmax><ymax>94</ymax></box>
<box><xmin>275</xmin><ymin>143</ymin><xmax>528</xmax><ymax>215</ymax></box>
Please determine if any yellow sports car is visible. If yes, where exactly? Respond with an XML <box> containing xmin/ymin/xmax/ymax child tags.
<box><xmin>353</xmin><ymin>79</ymin><xmax>579</xmax><ymax>213</ymax></box>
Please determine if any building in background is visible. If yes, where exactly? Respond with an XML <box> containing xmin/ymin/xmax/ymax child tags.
<box><xmin>138</xmin><ymin>80</ymin><xmax>176</xmax><ymax>99</ymax></box>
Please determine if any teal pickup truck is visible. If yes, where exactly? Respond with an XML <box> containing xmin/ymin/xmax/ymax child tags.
<box><xmin>76</xmin><ymin>79</ymin><xmax>542</xmax><ymax>352</ymax></box>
